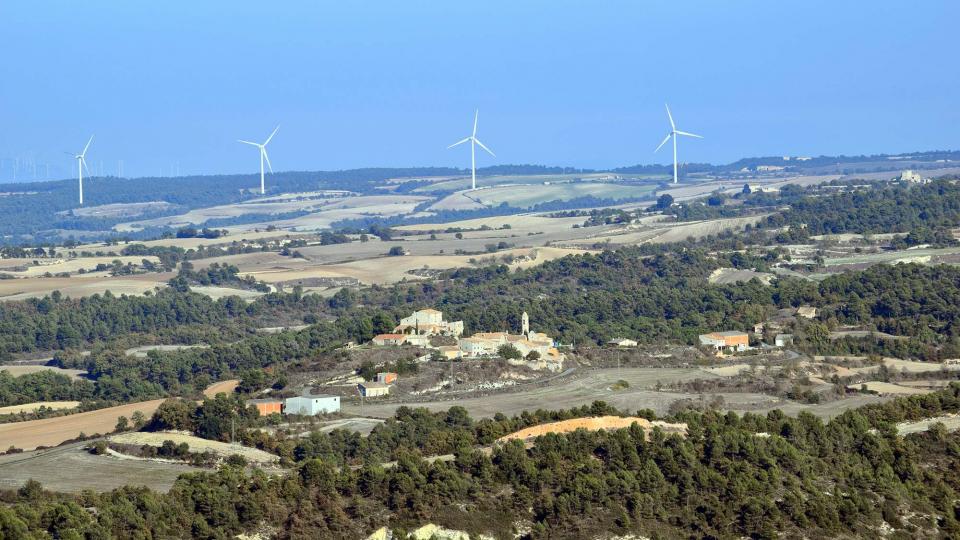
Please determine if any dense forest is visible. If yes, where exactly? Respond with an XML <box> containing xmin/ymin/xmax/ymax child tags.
<box><xmin>3</xmin><ymin>386</ymin><xmax>960</xmax><ymax>538</ymax></box>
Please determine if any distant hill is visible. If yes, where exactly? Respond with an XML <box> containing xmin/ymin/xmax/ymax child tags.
<box><xmin>0</xmin><ymin>151</ymin><xmax>956</xmax><ymax>245</ymax></box>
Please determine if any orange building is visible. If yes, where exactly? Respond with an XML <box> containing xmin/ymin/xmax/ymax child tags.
<box><xmin>248</xmin><ymin>398</ymin><xmax>283</xmax><ymax>416</ymax></box>
<box><xmin>376</xmin><ymin>372</ymin><xmax>398</xmax><ymax>384</ymax></box>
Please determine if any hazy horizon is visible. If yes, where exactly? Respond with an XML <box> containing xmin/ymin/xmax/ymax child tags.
<box><xmin>1</xmin><ymin>1</ymin><xmax>957</xmax><ymax>182</ymax></box>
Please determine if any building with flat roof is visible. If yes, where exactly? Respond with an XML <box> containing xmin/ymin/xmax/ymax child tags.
<box><xmin>284</xmin><ymin>391</ymin><xmax>340</xmax><ymax>415</ymax></box>
<box><xmin>358</xmin><ymin>381</ymin><xmax>390</xmax><ymax>397</ymax></box>
<box><xmin>775</xmin><ymin>334</ymin><xmax>794</xmax><ymax>347</ymax></box>
<box><xmin>247</xmin><ymin>398</ymin><xmax>283</xmax><ymax>417</ymax></box>
<box><xmin>376</xmin><ymin>372</ymin><xmax>398</xmax><ymax>384</ymax></box>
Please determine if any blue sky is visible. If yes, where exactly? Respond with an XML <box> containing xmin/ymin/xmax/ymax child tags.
<box><xmin>0</xmin><ymin>1</ymin><xmax>957</xmax><ymax>181</ymax></box>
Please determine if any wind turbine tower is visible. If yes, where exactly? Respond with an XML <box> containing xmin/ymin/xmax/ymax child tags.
<box><xmin>448</xmin><ymin>110</ymin><xmax>495</xmax><ymax>191</ymax></box>
<box><xmin>238</xmin><ymin>125</ymin><xmax>279</xmax><ymax>195</ymax></box>
<box><xmin>67</xmin><ymin>136</ymin><xmax>94</xmax><ymax>205</ymax></box>
<box><xmin>654</xmin><ymin>104</ymin><xmax>703</xmax><ymax>184</ymax></box>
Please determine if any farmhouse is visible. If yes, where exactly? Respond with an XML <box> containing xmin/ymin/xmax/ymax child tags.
<box><xmin>393</xmin><ymin>308</ymin><xmax>464</xmax><ymax>337</ymax></box>
<box><xmin>796</xmin><ymin>306</ymin><xmax>818</xmax><ymax>319</ymax></box>
<box><xmin>284</xmin><ymin>391</ymin><xmax>340</xmax><ymax>415</ymax></box>
<box><xmin>699</xmin><ymin>331</ymin><xmax>750</xmax><ymax>352</ymax></box>
<box><xmin>608</xmin><ymin>338</ymin><xmax>638</xmax><ymax>347</ymax></box>
<box><xmin>247</xmin><ymin>398</ymin><xmax>283</xmax><ymax>417</ymax></box>
<box><xmin>358</xmin><ymin>381</ymin><xmax>390</xmax><ymax>397</ymax></box>
<box><xmin>372</xmin><ymin>334</ymin><xmax>407</xmax><ymax>346</ymax></box>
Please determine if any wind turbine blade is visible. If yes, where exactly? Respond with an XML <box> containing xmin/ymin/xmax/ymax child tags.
<box><xmin>472</xmin><ymin>110</ymin><xmax>478</xmax><ymax>137</ymax></box>
<box><xmin>262</xmin><ymin>148</ymin><xmax>273</xmax><ymax>173</ymax></box>
<box><xmin>81</xmin><ymin>135</ymin><xmax>94</xmax><ymax>157</ymax></box>
<box><xmin>447</xmin><ymin>137</ymin><xmax>471</xmax><ymax>149</ymax></box>
<box><xmin>654</xmin><ymin>133</ymin><xmax>672</xmax><ymax>152</ymax></box>
<box><xmin>81</xmin><ymin>157</ymin><xmax>91</xmax><ymax>176</ymax></box>
<box><xmin>474</xmin><ymin>138</ymin><xmax>495</xmax><ymax>157</ymax></box>
<box><xmin>263</xmin><ymin>125</ymin><xmax>280</xmax><ymax>145</ymax></box>
<box><xmin>238</xmin><ymin>140</ymin><xmax>260</xmax><ymax>147</ymax></box>
<box><xmin>675</xmin><ymin>130</ymin><xmax>703</xmax><ymax>139</ymax></box>
<box><xmin>665</xmin><ymin>104</ymin><xmax>675</xmax><ymax>131</ymax></box>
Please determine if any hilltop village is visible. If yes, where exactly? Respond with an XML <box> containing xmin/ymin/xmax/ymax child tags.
<box><xmin>374</xmin><ymin>308</ymin><xmax>564</xmax><ymax>368</ymax></box>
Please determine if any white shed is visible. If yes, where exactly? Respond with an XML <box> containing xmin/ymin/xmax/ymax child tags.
<box><xmin>284</xmin><ymin>391</ymin><xmax>340</xmax><ymax>416</ymax></box>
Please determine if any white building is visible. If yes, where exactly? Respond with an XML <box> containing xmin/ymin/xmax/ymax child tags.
<box><xmin>394</xmin><ymin>309</ymin><xmax>464</xmax><ymax>337</ymax></box>
<box><xmin>358</xmin><ymin>381</ymin><xmax>390</xmax><ymax>397</ymax></box>
<box><xmin>775</xmin><ymin>334</ymin><xmax>794</xmax><ymax>347</ymax></box>
<box><xmin>284</xmin><ymin>391</ymin><xmax>340</xmax><ymax>416</ymax></box>
<box><xmin>608</xmin><ymin>338</ymin><xmax>638</xmax><ymax>347</ymax></box>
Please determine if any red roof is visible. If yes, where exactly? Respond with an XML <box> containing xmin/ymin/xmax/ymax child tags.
<box><xmin>374</xmin><ymin>334</ymin><xmax>405</xmax><ymax>340</ymax></box>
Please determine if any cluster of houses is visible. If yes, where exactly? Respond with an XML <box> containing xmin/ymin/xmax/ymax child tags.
<box><xmin>698</xmin><ymin>306</ymin><xmax>816</xmax><ymax>354</ymax></box>
<box><xmin>247</xmin><ymin>370</ymin><xmax>400</xmax><ymax>417</ymax></box>
<box><xmin>371</xmin><ymin>309</ymin><xmax>565</xmax><ymax>367</ymax></box>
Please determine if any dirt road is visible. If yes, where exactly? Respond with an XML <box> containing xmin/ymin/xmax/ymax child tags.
<box><xmin>203</xmin><ymin>379</ymin><xmax>239</xmax><ymax>398</ymax></box>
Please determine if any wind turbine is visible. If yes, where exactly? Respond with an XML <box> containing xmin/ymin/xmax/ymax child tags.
<box><xmin>448</xmin><ymin>110</ymin><xmax>494</xmax><ymax>191</ymax></box>
<box><xmin>238</xmin><ymin>125</ymin><xmax>279</xmax><ymax>195</ymax></box>
<box><xmin>654</xmin><ymin>104</ymin><xmax>702</xmax><ymax>184</ymax></box>
<box><xmin>67</xmin><ymin>136</ymin><xmax>93</xmax><ymax>205</ymax></box>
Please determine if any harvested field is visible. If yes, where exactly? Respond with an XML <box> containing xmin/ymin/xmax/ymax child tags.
<box><xmin>708</xmin><ymin>268</ymin><xmax>774</xmax><ymax>285</ymax></box>
<box><xmin>109</xmin><ymin>431</ymin><xmax>278</xmax><ymax>464</ymax></box>
<box><xmin>0</xmin><ymin>399</ymin><xmax>166</xmax><ymax>451</ymax></box>
<box><xmin>563</xmin><ymin>215</ymin><xmax>766</xmax><ymax>247</ymax></box>
<box><xmin>703</xmin><ymin>363</ymin><xmax>756</xmax><ymax>377</ymax></box>
<box><xmin>0</xmin><ymin>364</ymin><xmax>87</xmax><ymax>380</ymax></box>
<box><xmin>429</xmin><ymin>183</ymin><xmax>655</xmax><ymax>211</ymax></box>
<box><xmin>61</xmin><ymin>201</ymin><xmax>175</xmax><ymax>219</ymax></box>
<box><xmin>343</xmin><ymin>368</ymin><xmax>725</xmax><ymax>419</ymax></box>
<box><xmin>413</xmin><ymin>173</ymin><xmax>598</xmax><ymax>194</ymax></box>
<box><xmin>118</xmin><ymin>194</ymin><xmax>428</xmax><ymax>231</ymax></box>
<box><xmin>190</xmin><ymin>285</ymin><xmax>269</xmax><ymax>300</ymax></box>
<box><xmin>1</xmin><ymin>256</ymin><xmax>160</xmax><ymax>278</ymax></box>
<box><xmin>0</xmin><ymin>401</ymin><xmax>80</xmax><ymax>414</ymax></box>
<box><xmin>345</xmin><ymin>366</ymin><xmax>886</xmax><ymax>421</ymax></box>
<box><xmin>74</xmin><ymin>230</ymin><xmax>312</xmax><ymax>251</ymax></box>
<box><xmin>498</xmin><ymin>416</ymin><xmax>687</xmax><ymax>443</ymax></box>
<box><xmin>0</xmin><ymin>272</ymin><xmax>171</xmax><ymax>301</ymax></box>
<box><xmin>845</xmin><ymin>358</ymin><xmax>960</xmax><ymax>375</ymax></box>
<box><xmin>238</xmin><ymin>247</ymin><xmax>590</xmax><ymax>286</ymax></box>
<box><xmin>223</xmin><ymin>195</ymin><xmax>430</xmax><ymax>232</ymax></box>
<box><xmin>203</xmin><ymin>379</ymin><xmax>240</xmax><ymax>398</ymax></box>
<box><xmin>396</xmin><ymin>214</ymin><xmax>584</xmax><ymax>234</ymax></box>
<box><xmin>0</xmin><ymin>442</ymin><xmax>203</xmax><ymax>493</ymax></box>
<box><xmin>656</xmin><ymin>175</ymin><xmax>841</xmax><ymax>203</ymax></box>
